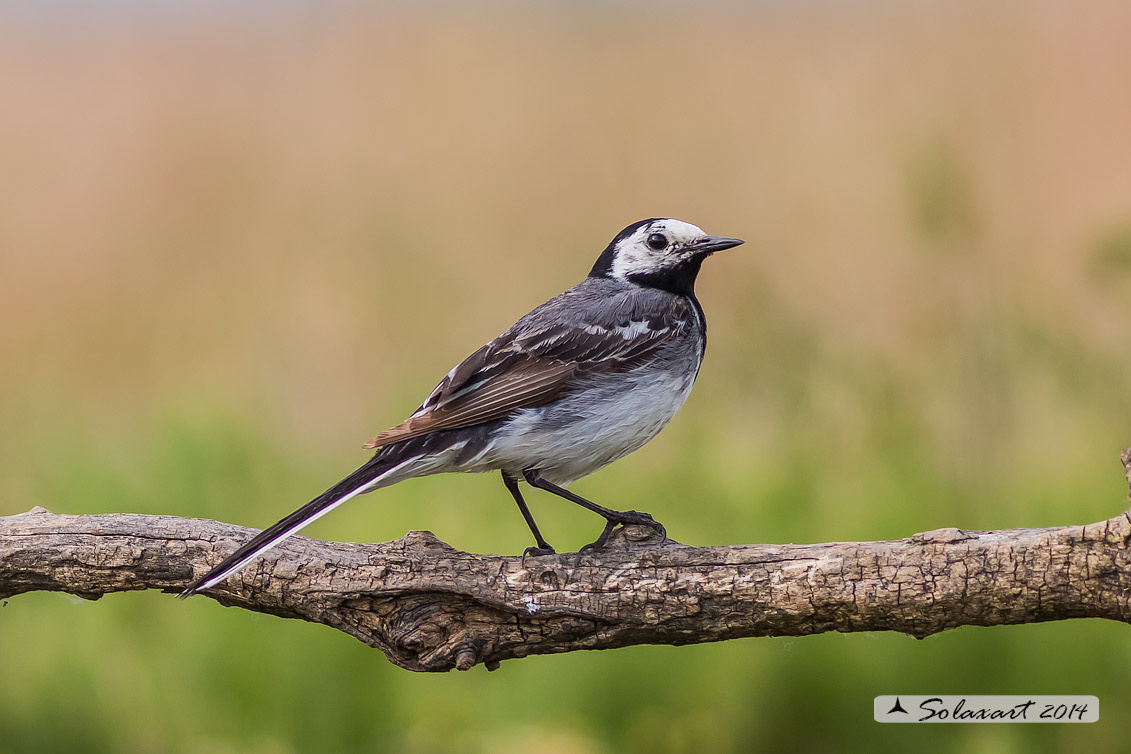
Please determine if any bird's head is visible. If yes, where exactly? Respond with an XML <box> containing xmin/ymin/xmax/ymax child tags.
<box><xmin>589</xmin><ymin>218</ymin><xmax>743</xmax><ymax>296</ymax></box>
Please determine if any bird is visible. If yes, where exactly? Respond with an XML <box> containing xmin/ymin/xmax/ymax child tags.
<box><xmin>179</xmin><ymin>218</ymin><xmax>742</xmax><ymax>597</ymax></box>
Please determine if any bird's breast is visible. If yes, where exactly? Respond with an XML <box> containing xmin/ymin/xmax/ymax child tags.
<box><xmin>485</xmin><ymin>353</ymin><xmax>701</xmax><ymax>485</ymax></box>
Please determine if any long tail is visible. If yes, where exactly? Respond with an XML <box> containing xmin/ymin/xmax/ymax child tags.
<box><xmin>178</xmin><ymin>452</ymin><xmax>413</xmax><ymax>598</ymax></box>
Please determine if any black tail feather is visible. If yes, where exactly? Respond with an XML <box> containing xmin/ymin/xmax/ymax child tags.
<box><xmin>178</xmin><ymin>454</ymin><xmax>393</xmax><ymax>598</ymax></box>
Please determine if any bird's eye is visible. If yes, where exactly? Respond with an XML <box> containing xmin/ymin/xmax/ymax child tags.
<box><xmin>646</xmin><ymin>233</ymin><xmax>669</xmax><ymax>251</ymax></box>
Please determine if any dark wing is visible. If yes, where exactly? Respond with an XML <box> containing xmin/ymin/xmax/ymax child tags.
<box><xmin>362</xmin><ymin>315</ymin><xmax>687</xmax><ymax>450</ymax></box>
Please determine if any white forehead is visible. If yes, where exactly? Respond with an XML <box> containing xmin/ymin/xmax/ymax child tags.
<box><xmin>627</xmin><ymin>219</ymin><xmax>706</xmax><ymax>245</ymax></box>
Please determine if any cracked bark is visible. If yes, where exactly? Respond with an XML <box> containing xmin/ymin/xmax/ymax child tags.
<box><xmin>3</xmin><ymin>448</ymin><xmax>1131</xmax><ymax>673</ymax></box>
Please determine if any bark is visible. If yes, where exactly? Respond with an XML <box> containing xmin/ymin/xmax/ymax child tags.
<box><xmin>2</xmin><ymin>449</ymin><xmax>1131</xmax><ymax>673</ymax></box>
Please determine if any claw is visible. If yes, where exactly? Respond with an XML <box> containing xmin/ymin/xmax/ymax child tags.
<box><xmin>615</xmin><ymin>511</ymin><xmax>667</xmax><ymax>540</ymax></box>
<box><xmin>579</xmin><ymin>520</ymin><xmax>619</xmax><ymax>553</ymax></box>
<box><xmin>523</xmin><ymin>545</ymin><xmax>557</xmax><ymax>557</ymax></box>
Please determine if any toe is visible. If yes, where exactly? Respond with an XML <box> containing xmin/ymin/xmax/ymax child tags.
<box><xmin>523</xmin><ymin>545</ymin><xmax>557</xmax><ymax>557</ymax></box>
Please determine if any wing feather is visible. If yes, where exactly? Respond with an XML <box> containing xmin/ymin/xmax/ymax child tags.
<box><xmin>362</xmin><ymin>302</ymin><xmax>691</xmax><ymax>450</ymax></box>
<box><xmin>362</xmin><ymin>356</ymin><xmax>575</xmax><ymax>448</ymax></box>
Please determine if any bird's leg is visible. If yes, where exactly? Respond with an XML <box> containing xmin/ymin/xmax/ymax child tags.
<box><xmin>501</xmin><ymin>471</ymin><xmax>556</xmax><ymax>556</ymax></box>
<box><xmin>521</xmin><ymin>468</ymin><xmax>667</xmax><ymax>550</ymax></box>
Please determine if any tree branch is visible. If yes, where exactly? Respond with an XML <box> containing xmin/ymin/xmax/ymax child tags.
<box><xmin>3</xmin><ymin>448</ymin><xmax>1131</xmax><ymax>673</ymax></box>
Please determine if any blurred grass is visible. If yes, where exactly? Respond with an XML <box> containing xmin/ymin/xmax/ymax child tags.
<box><xmin>2</xmin><ymin>1</ymin><xmax>1131</xmax><ymax>752</ymax></box>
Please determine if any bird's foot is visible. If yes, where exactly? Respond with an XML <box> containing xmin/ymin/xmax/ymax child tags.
<box><xmin>579</xmin><ymin>511</ymin><xmax>667</xmax><ymax>553</ymax></box>
<box><xmin>522</xmin><ymin>544</ymin><xmax>557</xmax><ymax>557</ymax></box>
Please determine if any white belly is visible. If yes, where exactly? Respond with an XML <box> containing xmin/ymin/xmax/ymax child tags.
<box><xmin>479</xmin><ymin>367</ymin><xmax>698</xmax><ymax>485</ymax></box>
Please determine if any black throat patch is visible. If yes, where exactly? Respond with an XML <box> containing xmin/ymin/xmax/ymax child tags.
<box><xmin>625</xmin><ymin>254</ymin><xmax>707</xmax><ymax>298</ymax></box>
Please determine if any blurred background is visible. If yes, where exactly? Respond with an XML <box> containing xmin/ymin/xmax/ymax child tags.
<box><xmin>2</xmin><ymin>0</ymin><xmax>1130</xmax><ymax>751</ymax></box>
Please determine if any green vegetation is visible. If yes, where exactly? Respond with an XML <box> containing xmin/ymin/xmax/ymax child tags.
<box><xmin>2</xmin><ymin>2</ymin><xmax>1130</xmax><ymax>752</ymax></box>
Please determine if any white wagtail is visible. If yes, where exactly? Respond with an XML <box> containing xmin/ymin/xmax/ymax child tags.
<box><xmin>180</xmin><ymin>218</ymin><xmax>742</xmax><ymax>597</ymax></box>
